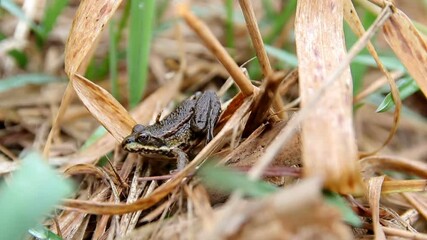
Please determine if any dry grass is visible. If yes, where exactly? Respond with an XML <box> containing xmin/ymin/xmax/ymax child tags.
<box><xmin>1</xmin><ymin>0</ymin><xmax>427</xmax><ymax>239</ymax></box>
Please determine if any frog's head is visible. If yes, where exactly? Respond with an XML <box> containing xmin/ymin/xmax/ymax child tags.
<box><xmin>122</xmin><ymin>124</ymin><xmax>166</xmax><ymax>152</ymax></box>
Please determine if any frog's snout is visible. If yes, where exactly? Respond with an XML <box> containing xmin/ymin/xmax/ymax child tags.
<box><xmin>121</xmin><ymin>135</ymin><xmax>135</xmax><ymax>148</ymax></box>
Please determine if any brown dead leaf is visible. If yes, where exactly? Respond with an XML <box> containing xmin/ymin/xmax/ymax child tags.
<box><xmin>45</xmin><ymin>0</ymin><xmax>123</xmax><ymax>158</ymax></box>
<box><xmin>0</xmin><ymin>161</ymin><xmax>18</xmax><ymax>175</ymax></box>
<box><xmin>72</xmin><ymin>73</ymin><xmax>135</xmax><ymax>142</ymax></box>
<box><xmin>383</xmin><ymin>8</ymin><xmax>427</xmax><ymax>98</ymax></box>
<box><xmin>64</xmin><ymin>0</ymin><xmax>123</xmax><ymax>75</ymax></box>
<box><xmin>368</xmin><ymin>176</ymin><xmax>387</xmax><ymax>240</ymax></box>
<box><xmin>121</xmin><ymin>177</ymin><xmax>353</xmax><ymax>240</ymax></box>
<box><xmin>63</xmin><ymin>163</ymin><xmax>105</xmax><ymax>179</ymax></box>
<box><xmin>360</xmin><ymin>155</ymin><xmax>427</xmax><ymax>180</ymax></box>
<box><xmin>402</xmin><ymin>193</ymin><xmax>427</xmax><ymax>221</ymax></box>
<box><xmin>382</xmin><ymin>179</ymin><xmax>427</xmax><ymax>194</ymax></box>
<box><xmin>224</xmin><ymin>120</ymin><xmax>301</xmax><ymax>169</ymax></box>
<box><xmin>294</xmin><ymin>0</ymin><xmax>361</xmax><ymax>193</ymax></box>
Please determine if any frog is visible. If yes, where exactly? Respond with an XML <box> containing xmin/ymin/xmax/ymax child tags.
<box><xmin>121</xmin><ymin>91</ymin><xmax>221</xmax><ymax>170</ymax></box>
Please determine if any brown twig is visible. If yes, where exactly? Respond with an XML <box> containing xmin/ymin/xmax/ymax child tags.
<box><xmin>0</xmin><ymin>144</ymin><xmax>17</xmax><ymax>161</ymax></box>
<box><xmin>238</xmin><ymin>0</ymin><xmax>288</xmax><ymax>119</ymax></box>
<box><xmin>178</xmin><ymin>4</ymin><xmax>254</xmax><ymax>96</ymax></box>
<box><xmin>238</xmin><ymin>0</ymin><xmax>272</xmax><ymax>77</ymax></box>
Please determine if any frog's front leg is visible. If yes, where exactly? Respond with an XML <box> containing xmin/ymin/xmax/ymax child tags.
<box><xmin>190</xmin><ymin>91</ymin><xmax>221</xmax><ymax>142</ymax></box>
<box><xmin>172</xmin><ymin>147</ymin><xmax>189</xmax><ymax>170</ymax></box>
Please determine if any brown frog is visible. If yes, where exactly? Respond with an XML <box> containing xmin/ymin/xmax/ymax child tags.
<box><xmin>121</xmin><ymin>91</ymin><xmax>221</xmax><ymax>169</ymax></box>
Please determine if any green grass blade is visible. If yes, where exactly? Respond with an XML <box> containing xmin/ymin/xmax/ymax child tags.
<box><xmin>81</xmin><ymin>126</ymin><xmax>107</xmax><ymax>149</ymax></box>
<box><xmin>352</xmin><ymin>54</ymin><xmax>405</xmax><ymax>71</ymax></box>
<box><xmin>7</xmin><ymin>49</ymin><xmax>28</xmax><ymax>68</ymax></box>
<box><xmin>109</xmin><ymin>19</ymin><xmax>120</xmax><ymax>100</ymax></box>
<box><xmin>85</xmin><ymin>58</ymin><xmax>110</xmax><ymax>80</ymax></box>
<box><xmin>265</xmin><ymin>45</ymin><xmax>298</xmax><ymax>67</ymax></box>
<box><xmin>128</xmin><ymin>0</ymin><xmax>156</xmax><ymax>108</ymax></box>
<box><xmin>261</xmin><ymin>0</ymin><xmax>276</xmax><ymax>19</ymax></box>
<box><xmin>38</xmin><ymin>0</ymin><xmax>69</xmax><ymax>42</ymax></box>
<box><xmin>198</xmin><ymin>163</ymin><xmax>278</xmax><ymax>198</ymax></box>
<box><xmin>116</xmin><ymin>1</ymin><xmax>131</xmax><ymax>43</ymax></box>
<box><xmin>0</xmin><ymin>151</ymin><xmax>73</xmax><ymax>240</ymax></box>
<box><xmin>1</xmin><ymin>0</ymin><xmax>43</xmax><ymax>35</ymax></box>
<box><xmin>0</xmin><ymin>74</ymin><xmax>63</xmax><ymax>92</ymax></box>
<box><xmin>155</xmin><ymin>0</ymin><xmax>169</xmax><ymax>23</ymax></box>
<box><xmin>265</xmin><ymin>44</ymin><xmax>405</xmax><ymax>72</ymax></box>
<box><xmin>28</xmin><ymin>226</ymin><xmax>62</xmax><ymax>240</ymax></box>
<box><xmin>323</xmin><ymin>191</ymin><xmax>362</xmax><ymax>227</ymax></box>
<box><xmin>376</xmin><ymin>77</ymin><xmax>420</xmax><ymax>112</ymax></box>
<box><xmin>265</xmin><ymin>0</ymin><xmax>297</xmax><ymax>44</ymax></box>
<box><xmin>225</xmin><ymin>0</ymin><xmax>235</xmax><ymax>50</ymax></box>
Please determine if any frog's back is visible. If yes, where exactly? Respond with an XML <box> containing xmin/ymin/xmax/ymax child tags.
<box><xmin>146</xmin><ymin>97</ymin><xmax>196</xmax><ymax>137</ymax></box>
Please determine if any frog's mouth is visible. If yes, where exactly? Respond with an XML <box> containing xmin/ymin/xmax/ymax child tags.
<box><xmin>122</xmin><ymin>140</ymin><xmax>175</xmax><ymax>158</ymax></box>
<box><xmin>122</xmin><ymin>142</ymin><xmax>145</xmax><ymax>152</ymax></box>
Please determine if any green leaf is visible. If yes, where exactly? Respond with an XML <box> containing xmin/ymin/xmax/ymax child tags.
<box><xmin>225</xmin><ymin>0</ymin><xmax>235</xmax><ymax>50</ymax></box>
<box><xmin>0</xmin><ymin>74</ymin><xmax>63</xmax><ymax>92</ymax></box>
<box><xmin>38</xmin><ymin>0</ymin><xmax>69</xmax><ymax>42</ymax></box>
<box><xmin>85</xmin><ymin>58</ymin><xmax>110</xmax><ymax>80</ymax></box>
<box><xmin>0</xmin><ymin>151</ymin><xmax>73</xmax><ymax>240</ymax></box>
<box><xmin>323</xmin><ymin>191</ymin><xmax>362</xmax><ymax>227</ymax></box>
<box><xmin>109</xmin><ymin>19</ymin><xmax>120</xmax><ymax>100</ymax></box>
<box><xmin>28</xmin><ymin>226</ymin><xmax>62</xmax><ymax>240</ymax></box>
<box><xmin>265</xmin><ymin>45</ymin><xmax>405</xmax><ymax>72</ymax></box>
<box><xmin>198</xmin><ymin>163</ymin><xmax>278</xmax><ymax>198</ymax></box>
<box><xmin>261</xmin><ymin>0</ymin><xmax>276</xmax><ymax>19</ymax></box>
<box><xmin>128</xmin><ymin>0</ymin><xmax>156</xmax><ymax>108</ymax></box>
<box><xmin>376</xmin><ymin>77</ymin><xmax>420</xmax><ymax>112</ymax></box>
<box><xmin>264</xmin><ymin>0</ymin><xmax>297</xmax><ymax>44</ymax></box>
<box><xmin>81</xmin><ymin>126</ymin><xmax>107</xmax><ymax>149</ymax></box>
<box><xmin>352</xmin><ymin>54</ymin><xmax>405</xmax><ymax>71</ymax></box>
<box><xmin>265</xmin><ymin>45</ymin><xmax>298</xmax><ymax>67</ymax></box>
<box><xmin>7</xmin><ymin>49</ymin><xmax>28</xmax><ymax>68</ymax></box>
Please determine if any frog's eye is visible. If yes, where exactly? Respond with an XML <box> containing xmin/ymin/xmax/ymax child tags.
<box><xmin>136</xmin><ymin>133</ymin><xmax>150</xmax><ymax>143</ymax></box>
<box><xmin>132</xmin><ymin>124</ymin><xmax>145</xmax><ymax>133</ymax></box>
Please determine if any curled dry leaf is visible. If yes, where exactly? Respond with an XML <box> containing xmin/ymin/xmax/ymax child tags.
<box><xmin>72</xmin><ymin>74</ymin><xmax>135</xmax><ymax>142</ymax></box>
<box><xmin>224</xmin><ymin>120</ymin><xmax>301</xmax><ymax>170</ymax></box>
<box><xmin>64</xmin><ymin>0</ymin><xmax>123</xmax><ymax>75</ymax></box>
<box><xmin>383</xmin><ymin>8</ymin><xmax>427</xmax><ymax>98</ymax></box>
<box><xmin>63</xmin><ymin>163</ymin><xmax>105</xmax><ymax>179</ymax></box>
<box><xmin>46</xmin><ymin>0</ymin><xmax>123</xmax><ymax>157</ymax></box>
<box><xmin>344</xmin><ymin>1</ymin><xmax>401</xmax><ymax>156</ymax></box>
<box><xmin>295</xmin><ymin>0</ymin><xmax>361</xmax><ymax>193</ymax></box>
<box><xmin>402</xmin><ymin>193</ymin><xmax>427</xmax><ymax>221</ymax></box>
<box><xmin>178</xmin><ymin>4</ymin><xmax>254</xmax><ymax>96</ymax></box>
<box><xmin>360</xmin><ymin>155</ymin><xmax>427</xmax><ymax>180</ymax></box>
<box><xmin>368</xmin><ymin>176</ymin><xmax>387</xmax><ymax>240</ymax></box>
